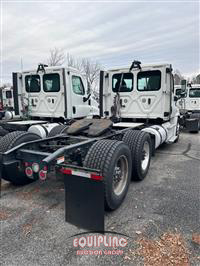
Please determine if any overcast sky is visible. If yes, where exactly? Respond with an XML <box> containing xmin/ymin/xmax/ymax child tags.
<box><xmin>1</xmin><ymin>0</ymin><xmax>199</xmax><ymax>84</ymax></box>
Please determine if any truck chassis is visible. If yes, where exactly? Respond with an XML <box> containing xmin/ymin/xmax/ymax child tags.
<box><xmin>0</xmin><ymin>119</ymin><xmax>153</xmax><ymax>231</ymax></box>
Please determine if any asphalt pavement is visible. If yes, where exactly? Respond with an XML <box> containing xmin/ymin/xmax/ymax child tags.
<box><xmin>1</xmin><ymin>131</ymin><xmax>200</xmax><ymax>265</ymax></box>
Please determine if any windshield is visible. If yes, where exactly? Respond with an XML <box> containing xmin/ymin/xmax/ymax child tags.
<box><xmin>112</xmin><ymin>73</ymin><xmax>133</xmax><ymax>92</ymax></box>
<box><xmin>175</xmin><ymin>88</ymin><xmax>187</xmax><ymax>98</ymax></box>
<box><xmin>6</xmin><ymin>90</ymin><xmax>12</xmax><ymax>99</ymax></box>
<box><xmin>189</xmin><ymin>88</ymin><xmax>200</xmax><ymax>98</ymax></box>
<box><xmin>25</xmin><ymin>75</ymin><xmax>41</xmax><ymax>92</ymax></box>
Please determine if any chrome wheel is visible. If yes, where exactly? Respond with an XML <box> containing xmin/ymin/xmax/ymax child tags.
<box><xmin>113</xmin><ymin>155</ymin><xmax>129</xmax><ymax>196</ymax></box>
<box><xmin>141</xmin><ymin>141</ymin><xmax>150</xmax><ymax>172</ymax></box>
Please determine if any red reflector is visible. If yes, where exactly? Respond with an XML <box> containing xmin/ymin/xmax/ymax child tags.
<box><xmin>24</xmin><ymin>162</ymin><xmax>29</xmax><ymax>167</ymax></box>
<box><xmin>43</xmin><ymin>165</ymin><xmax>48</xmax><ymax>171</ymax></box>
<box><xmin>25</xmin><ymin>167</ymin><xmax>33</xmax><ymax>177</ymax></box>
<box><xmin>39</xmin><ymin>170</ymin><xmax>47</xmax><ymax>181</ymax></box>
<box><xmin>60</xmin><ymin>168</ymin><xmax>72</xmax><ymax>175</ymax></box>
<box><xmin>91</xmin><ymin>174</ymin><xmax>103</xmax><ymax>181</ymax></box>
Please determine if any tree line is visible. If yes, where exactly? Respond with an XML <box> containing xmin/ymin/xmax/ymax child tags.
<box><xmin>1</xmin><ymin>48</ymin><xmax>199</xmax><ymax>90</ymax></box>
<box><xmin>173</xmin><ymin>69</ymin><xmax>200</xmax><ymax>85</ymax></box>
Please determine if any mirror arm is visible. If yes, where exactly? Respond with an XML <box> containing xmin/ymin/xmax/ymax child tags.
<box><xmin>83</xmin><ymin>94</ymin><xmax>91</xmax><ymax>102</ymax></box>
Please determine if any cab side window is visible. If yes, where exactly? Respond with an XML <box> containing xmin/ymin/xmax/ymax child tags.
<box><xmin>72</xmin><ymin>76</ymin><xmax>85</xmax><ymax>95</ymax></box>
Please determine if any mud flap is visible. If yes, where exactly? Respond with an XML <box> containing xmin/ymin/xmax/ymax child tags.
<box><xmin>186</xmin><ymin>118</ymin><xmax>199</xmax><ymax>132</ymax></box>
<box><xmin>64</xmin><ymin>173</ymin><xmax>104</xmax><ymax>231</ymax></box>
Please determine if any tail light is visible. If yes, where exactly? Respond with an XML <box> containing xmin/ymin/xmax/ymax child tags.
<box><xmin>39</xmin><ymin>170</ymin><xmax>47</xmax><ymax>181</ymax></box>
<box><xmin>25</xmin><ymin>167</ymin><xmax>33</xmax><ymax>177</ymax></box>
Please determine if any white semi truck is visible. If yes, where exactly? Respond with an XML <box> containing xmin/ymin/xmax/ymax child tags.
<box><xmin>0</xmin><ymin>87</ymin><xmax>14</xmax><ymax>119</ymax></box>
<box><xmin>0</xmin><ymin>61</ymin><xmax>180</xmax><ymax>231</ymax></box>
<box><xmin>0</xmin><ymin>64</ymin><xmax>99</xmax><ymax>137</ymax></box>
<box><xmin>175</xmin><ymin>82</ymin><xmax>200</xmax><ymax>132</ymax></box>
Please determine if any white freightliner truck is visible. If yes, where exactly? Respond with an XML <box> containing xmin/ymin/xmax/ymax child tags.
<box><xmin>0</xmin><ymin>64</ymin><xmax>99</xmax><ymax>137</ymax></box>
<box><xmin>0</xmin><ymin>61</ymin><xmax>180</xmax><ymax>231</ymax></box>
<box><xmin>175</xmin><ymin>82</ymin><xmax>200</xmax><ymax>132</ymax></box>
<box><xmin>0</xmin><ymin>87</ymin><xmax>14</xmax><ymax>119</ymax></box>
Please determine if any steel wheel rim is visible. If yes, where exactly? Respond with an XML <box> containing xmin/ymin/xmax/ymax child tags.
<box><xmin>141</xmin><ymin>141</ymin><xmax>150</xmax><ymax>171</ymax></box>
<box><xmin>113</xmin><ymin>155</ymin><xmax>128</xmax><ymax>196</ymax></box>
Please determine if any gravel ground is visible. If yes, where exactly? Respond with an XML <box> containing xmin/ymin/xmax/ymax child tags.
<box><xmin>0</xmin><ymin>131</ymin><xmax>200</xmax><ymax>265</ymax></box>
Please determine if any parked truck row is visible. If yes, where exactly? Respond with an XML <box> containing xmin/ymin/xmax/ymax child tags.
<box><xmin>0</xmin><ymin>61</ymin><xmax>197</xmax><ymax>230</ymax></box>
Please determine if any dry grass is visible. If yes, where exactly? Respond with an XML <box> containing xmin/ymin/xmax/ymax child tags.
<box><xmin>126</xmin><ymin>232</ymin><xmax>190</xmax><ymax>266</ymax></box>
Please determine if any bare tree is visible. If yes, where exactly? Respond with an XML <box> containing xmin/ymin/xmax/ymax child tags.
<box><xmin>190</xmin><ymin>74</ymin><xmax>200</xmax><ymax>84</ymax></box>
<box><xmin>196</xmin><ymin>74</ymin><xmax>200</xmax><ymax>84</ymax></box>
<box><xmin>174</xmin><ymin>69</ymin><xmax>184</xmax><ymax>85</ymax></box>
<box><xmin>66</xmin><ymin>53</ymin><xmax>82</xmax><ymax>71</ymax></box>
<box><xmin>0</xmin><ymin>83</ymin><xmax>12</xmax><ymax>89</ymax></box>
<box><xmin>66</xmin><ymin>53</ymin><xmax>101</xmax><ymax>94</ymax></box>
<box><xmin>47</xmin><ymin>47</ymin><xmax>66</xmax><ymax>66</ymax></box>
<box><xmin>81</xmin><ymin>58</ymin><xmax>101</xmax><ymax>94</ymax></box>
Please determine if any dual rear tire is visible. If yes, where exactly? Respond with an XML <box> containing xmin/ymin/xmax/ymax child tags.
<box><xmin>84</xmin><ymin>130</ymin><xmax>152</xmax><ymax>210</ymax></box>
<box><xmin>122</xmin><ymin>130</ymin><xmax>152</xmax><ymax>181</ymax></box>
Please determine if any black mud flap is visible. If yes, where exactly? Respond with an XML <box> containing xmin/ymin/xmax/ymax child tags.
<box><xmin>186</xmin><ymin>118</ymin><xmax>199</xmax><ymax>132</ymax></box>
<box><xmin>63</xmin><ymin>171</ymin><xmax>104</xmax><ymax>231</ymax></box>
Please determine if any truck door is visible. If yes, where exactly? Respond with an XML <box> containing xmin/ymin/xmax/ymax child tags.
<box><xmin>111</xmin><ymin>72</ymin><xmax>135</xmax><ymax>117</ymax></box>
<box><xmin>23</xmin><ymin>69</ymin><xmax>65</xmax><ymax>118</ymax></box>
<box><xmin>69</xmin><ymin>73</ymin><xmax>92</xmax><ymax>118</ymax></box>
<box><xmin>102</xmin><ymin>71</ymin><xmax>135</xmax><ymax>118</ymax></box>
<box><xmin>136</xmin><ymin>70</ymin><xmax>166</xmax><ymax>119</ymax></box>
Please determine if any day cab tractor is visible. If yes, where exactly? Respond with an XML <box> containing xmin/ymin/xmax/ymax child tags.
<box><xmin>0</xmin><ymin>87</ymin><xmax>14</xmax><ymax>120</ymax></box>
<box><xmin>0</xmin><ymin>64</ymin><xmax>99</xmax><ymax>137</ymax></box>
<box><xmin>175</xmin><ymin>81</ymin><xmax>200</xmax><ymax>132</ymax></box>
<box><xmin>0</xmin><ymin>61</ymin><xmax>180</xmax><ymax>231</ymax></box>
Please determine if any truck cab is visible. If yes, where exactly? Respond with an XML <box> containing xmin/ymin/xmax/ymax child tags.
<box><xmin>13</xmin><ymin>65</ymin><xmax>99</xmax><ymax>121</ymax></box>
<box><xmin>0</xmin><ymin>87</ymin><xmax>14</xmax><ymax>119</ymax></box>
<box><xmin>100</xmin><ymin>62</ymin><xmax>176</xmax><ymax>123</ymax></box>
<box><xmin>175</xmin><ymin>84</ymin><xmax>200</xmax><ymax>113</ymax></box>
<box><xmin>186</xmin><ymin>85</ymin><xmax>200</xmax><ymax>113</ymax></box>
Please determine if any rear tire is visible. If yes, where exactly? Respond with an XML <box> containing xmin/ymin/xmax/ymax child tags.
<box><xmin>84</xmin><ymin>140</ymin><xmax>132</xmax><ymax>211</ymax></box>
<box><xmin>123</xmin><ymin>130</ymin><xmax>152</xmax><ymax>181</ymax></box>
<box><xmin>0</xmin><ymin>131</ymin><xmax>41</xmax><ymax>185</ymax></box>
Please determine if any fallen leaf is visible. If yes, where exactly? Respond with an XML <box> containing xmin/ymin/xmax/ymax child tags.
<box><xmin>124</xmin><ymin>256</ymin><xmax>131</xmax><ymax>260</ymax></box>
<box><xmin>192</xmin><ymin>233</ymin><xmax>200</xmax><ymax>245</ymax></box>
<box><xmin>22</xmin><ymin>223</ymin><xmax>32</xmax><ymax>236</ymax></box>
